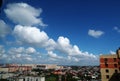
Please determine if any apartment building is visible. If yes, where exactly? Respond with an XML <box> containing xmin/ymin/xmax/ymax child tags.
<box><xmin>100</xmin><ymin>48</ymin><xmax>120</xmax><ymax>81</ymax></box>
<box><xmin>7</xmin><ymin>64</ymin><xmax>32</xmax><ymax>72</ymax></box>
<box><xmin>15</xmin><ymin>76</ymin><xmax>45</xmax><ymax>81</ymax></box>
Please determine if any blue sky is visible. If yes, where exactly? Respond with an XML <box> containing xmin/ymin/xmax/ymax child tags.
<box><xmin>0</xmin><ymin>0</ymin><xmax>120</xmax><ymax>65</ymax></box>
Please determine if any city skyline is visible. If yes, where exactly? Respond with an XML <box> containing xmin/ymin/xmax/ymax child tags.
<box><xmin>0</xmin><ymin>0</ymin><xmax>120</xmax><ymax>65</ymax></box>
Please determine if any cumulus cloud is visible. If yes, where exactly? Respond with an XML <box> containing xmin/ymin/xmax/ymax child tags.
<box><xmin>0</xmin><ymin>46</ymin><xmax>38</xmax><ymax>63</ymax></box>
<box><xmin>25</xmin><ymin>57</ymin><xmax>33</xmax><ymax>61</ymax></box>
<box><xmin>56</xmin><ymin>36</ymin><xmax>97</xmax><ymax>58</ymax></box>
<box><xmin>8</xmin><ymin>47</ymin><xmax>24</xmax><ymax>54</ymax></box>
<box><xmin>67</xmin><ymin>56</ymin><xmax>79</xmax><ymax>62</ymax></box>
<box><xmin>0</xmin><ymin>20</ymin><xmax>11</xmax><ymax>37</ymax></box>
<box><xmin>13</xmin><ymin>25</ymin><xmax>90</xmax><ymax>57</ymax></box>
<box><xmin>12</xmin><ymin>25</ymin><xmax>98</xmax><ymax>64</ymax></box>
<box><xmin>0</xmin><ymin>2</ymin><xmax>99</xmax><ymax>65</ymax></box>
<box><xmin>4</xmin><ymin>3</ymin><xmax>47</xmax><ymax>26</ymax></box>
<box><xmin>0</xmin><ymin>44</ymin><xmax>98</xmax><ymax>65</ymax></box>
<box><xmin>13</xmin><ymin>25</ymin><xmax>49</xmax><ymax>46</ymax></box>
<box><xmin>8</xmin><ymin>47</ymin><xmax>37</xmax><ymax>55</ymax></box>
<box><xmin>114</xmin><ymin>27</ymin><xmax>120</xmax><ymax>33</ymax></box>
<box><xmin>45</xmin><ymin>39</ymin><xmax>56</xmax><ymax>51</ymax></box>
<box><xmin>88</xmin><ymin>29</ymin><xmax>104</xmax><ymax>38</ymax></box>
<box><xmin>0</xmin><ymin>45</ymin><xmax>5</xmax><ymax>56</ymax></box>
<box><xmin>48</xmin><ymin>51</ymin><xmax>63</xmax><ymax>59</ymax></box>
<box><xmin>56</xmin><ymin>36</ymin><xmax>81</xmax><ymax>55</ymax></box>
<box><xmin>26</xmin><ymin>47</ymin><xmax>36</xmax><ymax>54</ymax></box>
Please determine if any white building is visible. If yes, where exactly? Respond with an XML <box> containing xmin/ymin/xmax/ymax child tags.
<box><xmin>16</xmin><ymin>76</ymin><xmax>45</xmax><ymax>81</ymax></box>
<box><xmin>9</xmin><ymin>76</ymin><xmax>45</xmax><ymax>81</ymax></box>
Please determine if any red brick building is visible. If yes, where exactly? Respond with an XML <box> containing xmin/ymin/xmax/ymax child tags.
<box><xmin>100</xmin><ymin>48</ymin><xmax>120</xmax><ymax>81</ymax></box>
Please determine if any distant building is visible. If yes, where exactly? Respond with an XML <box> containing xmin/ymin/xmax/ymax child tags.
<box><xmin>0</xmin><ymin>67</ymin><xmax>8</xmax><ymax>73</ymax></box>
<box><xmin>5</xmin><ymin>75</ymin><xmax>45</xmax><ymax>81</ymax></box>
<box><xmin>0</xmin><ymin>73</ymin><xmax>15</xmax><ymax>79</ymax></box>
<box><xmin>7</xmin><ymin>64</ymin><xmax>32</xmax><ymax>72</ymax></box>
<box><xmin>16</xmin><ymin>76</ymin><xmax>45</xmax><ymax>81</ymax></box>
<box><xmin>35</xmin><ymin>64</ymin><xmax>63</xmax><ymax>70</ymax></box>
<box><xmin>100</xmin><ymin>48</ymin><xmax>120</xmax><ymax>81</ymax></box>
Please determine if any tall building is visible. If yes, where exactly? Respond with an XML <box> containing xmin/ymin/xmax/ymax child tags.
<box><xmin>100</xmin><ymin>48</ymin><xmax>120</xmax><ymax>81</ymax></box>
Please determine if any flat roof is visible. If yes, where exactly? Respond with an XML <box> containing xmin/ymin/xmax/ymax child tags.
<box><xmin>100</xmin><ymin>54</ymin><xmax>117</xmax><ymax>58</ymax></box>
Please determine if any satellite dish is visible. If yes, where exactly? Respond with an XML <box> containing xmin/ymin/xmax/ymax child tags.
<box><xmin>0</xmin><ymin>0</ymin><xmax>3</xmax><ymax>8</ymax></box>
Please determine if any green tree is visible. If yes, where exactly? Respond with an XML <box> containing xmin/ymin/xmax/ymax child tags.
<box><xmin>0</xmin><ymin>79</ymin><xmax>9</xmax><ymax>81</ymax></box>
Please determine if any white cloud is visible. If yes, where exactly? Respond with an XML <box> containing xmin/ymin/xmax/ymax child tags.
<box><xmin>82</xmin><ymin>52</ymin><xmax>97</xmax><ymax>59</ymax></box>
<box><xmin>1</xmin><ymin>2</ymin><xmax>98</xmax><ymax>65</ymax></box>
<box><xmin>13</xmin><ymin>26</ymin><xmax>97</xmax><ymax>62</ymax></box>
<box><xmin>16</xmin><ymin>54</ymin><xmax>22</xmax><ymax>58</ymax></box>
<box><xmin>0</xmin><ymin>44</ymin><xmax>98</xmax><ymax>65</ymax></box>
<box><xmin>88</xmin><ymin>29</ymin><xmax>104</xmax><ymax>38</ymax></box>
<box><xmin>49</xmin><ymin>36</ymin><xmax>98</xmax><ymax>60</ymax></box>
<box><xmin>48</xmin><ymin>51</ymin><xmax>57</xmax><ymax>58</ymax></box>
<box><xmin>0</xmin><ymin>45</ymin><xmax>5</xmax><ymax>56</ymax></box>
<box><xmin>0</xmin><ymin>20</ymin><xmax>11</xmax><ymax>37</ymax></box>
<box><xmin>73</xmin><ymin>57</ymin><xmax>79</xmax><ymax>62</ymax></box>
<box><xmin>25</xmin><ymin>57</ymin><xmax>33</xmax><ymax>61</ymax></box>
<box><xmin>4</xmin><ymin>3</ymin><xmax>47</xmax><ymax>26</ymax></box>
<box><xmin>57</xmin><ymin>36</ymin><xmax>81</xmax><ymax>55</ymax></box>
<box><xmin>12</xmin><ymin>28</ymin><xmax>99</xmax><ymax>64</ymax></box>
<box><xmin>67</xmin><ymin>56</ymin><xmax>79</xmax><ymax>62</ymax></box>
<box><xmin>0</xmin><ymin>46</ymin><xmax>39</xmax><ymax>63</ymax></box>
<box><xmin>8</xmin><ymin>47</ymin><xmax>24</xmax><ymax>54</ymax></box>
<box><xmin>48</xmin><ymin>51</ymin><xmax>63</xmax><ymax>59</ymax></box>
<box><xmin>8</xmin><ymin>26</ymin><xmax>98</xmax><ymax>65</ymax></box>
<box><xmin>13</xmin><ymin>25</ymin><xmax>49</xmax><ymax>46</ymax></box>
<box><xmin>45</xmin><ymin>39</ymin><xmax>56</xmax><ymax>51</ymax></box>
<box><xmin>110</xmin><ymin>50</ymin><xmax>116</xmax><ymax>55</ymax></box>
<box><xmin>26</xmin><ymin>47</ymin><xmax>36</xmax><ymax>54</ymax></box>
<box><xmin>114</xmin><ymin>27</ymin><xmax>120</xmax><ymax>33</ymax></box>
<box><xmin>8</xmin><ymin>47</ymin><xmax>37</xmax><ymax>55</ymax></box>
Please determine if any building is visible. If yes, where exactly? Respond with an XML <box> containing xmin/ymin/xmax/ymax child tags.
<box><xmin>35</xmin><ymin>64</ymin><xmax>62</xmax><ymax>70</ymax></box>
<box><xmin>16</xmin><ymin>76</ymin><xmax>45</xmax><ymax>81</ymax></box>
<box><xmin>6</xmin><ymin>75</ymin><xmax>45</xmax><ymax>81</ymax></box>
<box><xmin>100</xmin><ymin>48</ymin><xmax>120</xmax><ymax>81</ymax></box>
<box><xmin>7</xmin><ymin>64</ymin><xmax>32</xmax><ymax>72</ymax></box>
<box><xmin>0</xmin><ymin>67</ymin><xmax>8</xmax><ymax>73</ymax></box>
<box><xmin>0</xmin><ymin>73</ymin><xmax>15</xmax><ymax>79</ymax></box>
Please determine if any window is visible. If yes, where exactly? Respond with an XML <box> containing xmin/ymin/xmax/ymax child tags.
<box><xmin>104</xmin><ymin>58</ymin><xmax>108</xmax><ymax>62</ymax></box>
<box><xmin>118</xmin><ymin>62</ymin><xmax>120</xmax><ymax>65</ymax></box>
<box><xmin>105</xmin><ymin>63</ymin><xmax>108</xmax><ymax>67</ymax></box>
<box><xmin>106</xmin><ymin>69</ymin><xmax>109</xmax><ymax>73</ymax></box>
<box><xmin>36</xmin><ymin>78</ymin><xmax>38</xmax><ymax>81</ymax></box>
<box><xmin>27</xmin><ymin>78</ymin><xmax>29</xmax><ymax>81</ymax></box>
<box><xmin>106</xmin><ymin>75</ymin><xmax>109</xmax><ymax>79</ymax></box>
<box><xmin>114</xmin><ymin>64</ymin><xmax>117</xmax><ymax>67</ymax></box>
<box><xmin>114</xmin><ymin>58</ymin><xmax>117</xmax><ymax>62</ymax></box>
<box><xmin>115</xmin><ymin>69</ymin><xmax>118</xmax><ymax>73</ymax></box>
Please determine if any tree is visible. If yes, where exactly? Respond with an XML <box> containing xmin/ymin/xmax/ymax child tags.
<box><xmin>0</xmin><ymin>79</ymin><xmax>9</xmax><ymax>81</ymax></box>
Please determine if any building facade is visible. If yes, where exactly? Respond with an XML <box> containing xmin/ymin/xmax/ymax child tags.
<box><xmin>17</xmin><ymin>76</ymin><xmax>45</xmax><ymax>81</ymax></box>
<box><xmin>100</xmin><ymin>48</ymin><xmax>120</xmax><ymax>81</ymax></box>
<box><xmin>7</xmin><ymin>64</ymin><xmax>32</xmax><ymax>72</ymax></box>
<box><xmin>7</xmin><ymin>76</ymin><xmax>45</xmax><ymax>81</ymax></box>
